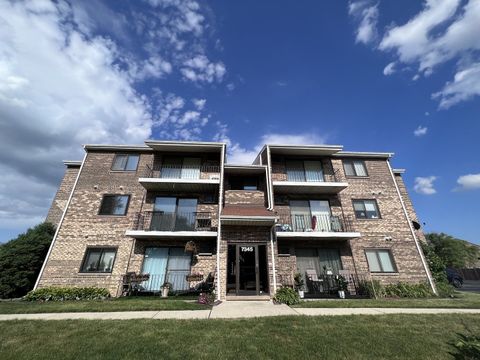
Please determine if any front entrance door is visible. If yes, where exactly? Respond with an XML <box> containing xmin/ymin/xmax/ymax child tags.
<box><xmin>227</xmin><ymin>244</ymin><xmax>268</xmax><ymax>296</ymax></box>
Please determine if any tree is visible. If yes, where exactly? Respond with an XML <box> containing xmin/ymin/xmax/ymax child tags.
<box><xmin>425</xmin><ymin>232</ymin><xmax>480</xmax><ymax>269</ymax></box>
<box><xmin>0</xmin><ymin>223</ymin><xmax>55</xmax><ymax>299</ymax></box>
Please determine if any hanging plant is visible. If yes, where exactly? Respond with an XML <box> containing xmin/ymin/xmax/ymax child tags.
<box><xmin>185</xmin><ymin>240</ymin><xmax>198</xmax><ymax>253</ymax></box>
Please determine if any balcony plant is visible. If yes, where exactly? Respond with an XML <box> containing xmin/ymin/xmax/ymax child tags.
<box><xmin>185</xmin><ymin>241</ymin><xmax>198</xmax><ymax>254</ymax></box>
<box><xmin>294</xmin><ymin>272</ymin><xmax>305</xmax><ymax>299</ymax></box>
<box><xmin>337</xmin><ymin>275</ymin><xmax>348</xmax><ymax>299</ymax></box>
<box><xmin>160</xmin><ymin>282</ymin><xmax>172</xmax><ymax>298</ymax></box>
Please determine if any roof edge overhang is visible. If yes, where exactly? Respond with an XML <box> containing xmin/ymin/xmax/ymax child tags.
<box><xmin>145</xmin><ymin>140</ymin><xmax>225</xmax><ymax>153</ymax></box>
<box><xmin>266</xmin><ymin>144</ymin><xmax>344</xmax><ymax>157</ymax></box>
<box><xmin>63</xmin><ymin>160</ymin><xmax>82</xmax><ymax>167</ymax></box>
<box><xmin>84</xmin><ymin>144</ymin><xmax>151</xmax><ymax>152</ymax></box>
<box><xmin>393</xmin><ymin>168</ymin><xmax>406</xmax><ymax>174</ymax></box>
<box><xmin>334</xmin><ymin>151</ymin><xmax>394</xmax><ymax>159</ymax></box>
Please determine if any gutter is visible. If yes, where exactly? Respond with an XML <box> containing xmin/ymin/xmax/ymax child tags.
<box><xmin>34</xmin><ymin>151</ymin><xmax>88</xmax><ymax>290</ymax></box>
<box><xmin>387</xmin><ymin>160</ymin><xmax>437</xmax><ymax>294</ymax></box>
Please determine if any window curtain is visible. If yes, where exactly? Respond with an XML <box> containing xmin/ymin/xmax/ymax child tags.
<box><xmin>304</xmin><ymin>161</ymin><xmax>324</xmax><ymax>182</ymax></box>
<box><xmin>161</xmin><ymin>157</ymin><xmax>182</xmax><ymax>178</ymax></box>
<box><xmin>166</xmin><ymin>248</ymin><xmax>191</xmax><ymax>291</ymax></box>
<box><xmin>290</xmin><ymin>200</ymin><xmax>311</xmax><ymax>231</ymax></box>
<box><xmin>318</xmin><ymin>249</ymin><xmax>342</xmax><ymax>274</ymax></box>
<box><xmin>141</xmin><ymin>248</ymin><xmax>169</xmax><ymax>291</ymax></box>
<box><xmin>286</xmin><ymin>160</ymin><xmax>305</xmax><ymax>182</ymax></box>
<box><xmin>181</xmin><ymin>158</ymin><xmax>201</xmax><ymax>179</ymax></box>
<box><xmin>309</xmin><ymin>200</ymin><xmax>331</xmax><ymax>231</ymax></box>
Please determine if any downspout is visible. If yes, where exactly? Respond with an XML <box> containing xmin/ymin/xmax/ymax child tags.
<box><xmin>34</xmin><ymin>151</ymin><xmax>88</xmax><ymax>290</ymax></box>
<box><xmin>216</xmin><ymin>144</ymin><xmax>226</xmax><ymax>301</ymax></box>
<box><xmin>270</xmin><ymin>225</ymin><xmax>277</xmax><ymax>294</ymax></box>
<box><xmin>266</xmin><ymin>145</ymin><xmax>274</xmax><ymax>210</ymax></box>
<box><xmin>387</xmin><ymin>160</ymin><xmax>437</xmax><ymax>295</ymax></box>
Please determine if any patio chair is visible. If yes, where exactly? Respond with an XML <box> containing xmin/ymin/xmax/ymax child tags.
<box><xmin>305</xmin><ymin>269</ymin><xmax>324</xmax><ymax>294</ymax></box>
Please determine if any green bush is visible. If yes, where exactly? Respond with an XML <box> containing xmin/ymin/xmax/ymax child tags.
<box><xmin>384</xmin><ymin>282</ymin><xmax>433</xmax><ymax>298</ymax></box>
<box><xmin>452</xmin><ymin>334</ymin><xmax>480</xmax><ymax>360</ymax></box>
<box><xmin>436</xmin><ymin>282</ymin><xmax>456</xmax><ymax>297</ymax></box>
<box><xmin>0</xmin><ymin>223</ymin><xmax>55</xmax><ymax>299</ymax></box>
<box><xmin>358</xmin><ymin>280</ymin><xmax>384</xmax><ymax>298</ymax></box>
<box><xmin>24</xmin><ymin>287</ymin><xmax>110</xmax><ymax>301</ymax></box>
<box><xmin>273</xmin><ymin>286</ymin><xmax>300</xmax><ymax>305</ymax></box>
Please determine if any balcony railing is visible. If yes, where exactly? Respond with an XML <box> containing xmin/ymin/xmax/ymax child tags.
<box><xmin>276</xmin><ymin>213</ymin><xmax>354</xmax><ymax>233</ymax></box>
<box><xmin>271</xmin><ymin>166</ymin><xmax>342</xmax><ymax>183</ymax></box>
<box><xmin>132</xmin><ymin>211</ymin><xmax>215</xmax><ymax>232</ymax></box>
<box><xmin>142</xmin><ymin>163</ymin><xmax>221</xmax><ymax>179</ymax></box>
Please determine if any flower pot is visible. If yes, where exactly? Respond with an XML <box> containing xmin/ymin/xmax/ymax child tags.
<box><xmin>298</xmin><ymin>290</ymin><xmax>305</xmax><ymax>299</ymax></box>
<box><xmin>161</xmin><ymin>287</ymin><xmax>170</xmax><ymax>298</ymax></box>
<box><xmin>338</xmin><ymin>290</ymin><xmax>345</xmax><ymax>299</ymax></box>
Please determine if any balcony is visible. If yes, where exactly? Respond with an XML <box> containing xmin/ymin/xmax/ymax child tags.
<box><xmin>271</xmin><ymin>167</ymin><xmax>348</xmax><ymax>194</ymax></box>
<box><xmin>126</xmin><ymin>211</ymin><xmax>217</xmax><ymax>238</ymax></box>
<box><xmin>275</xmin><ymin>213</ymin><xmax>360</xmax><ymax>239</ymax></box>
<box><xmin>139</xmin><ymin>164</ymin><xmax>221</xmax><ymax>192</ymax></box>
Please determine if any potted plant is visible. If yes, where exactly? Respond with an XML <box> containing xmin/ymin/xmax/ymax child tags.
<box><xmin>337</xmin><ymin>275</ymin><xmax>348</xmax><ymax>299</ymax></box>
<box><xmin>160</xmin><ymin>282</ymin><xmax>172</xmax><ymax>298</ymax></box>
<box><xmin>294</xmin><ymin>273</ymin><xmax>305</xmax><ymax>299</ymax></box>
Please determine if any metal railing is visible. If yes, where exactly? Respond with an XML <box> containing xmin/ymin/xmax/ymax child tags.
<box><xmin>276</xmin><ymin>213</ymin><xmax>354</xmax><ymax>233</ymax></box>
<box><xmin>142</xmin><ymin>163</ymin><xmax>221</xmax><ymax>179</ymax></box>
<box><xmin>271</xmin><ymin>165</ymin><xmax>342</xmax><ymax>182</ymax></box>
<box><xmin>132</xmin><ymin>211</ymin><xmax>215</xmax><ymax>232</ymax></box>
<box><xmin>138</xmin><ymin>272</ymin><xmax>191</xmax><ymax>292</ymax></box>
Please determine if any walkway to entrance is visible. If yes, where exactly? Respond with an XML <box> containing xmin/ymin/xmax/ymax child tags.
<box><xmin>209</xmin><ymin>301</ymin><xmax>297</xmax><ymax>318</ymax></box>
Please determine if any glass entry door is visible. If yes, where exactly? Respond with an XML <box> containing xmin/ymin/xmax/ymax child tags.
<box><xmin>227</xmin><ymin>244</ymin><xmax>269</xmax><ymax>296</ymax></box>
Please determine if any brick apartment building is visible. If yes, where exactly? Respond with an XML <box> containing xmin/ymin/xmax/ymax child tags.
<box><xmin>35</xmin><ymin>140</ymin><xmax>435</xmax><ymax>299</ymax></box>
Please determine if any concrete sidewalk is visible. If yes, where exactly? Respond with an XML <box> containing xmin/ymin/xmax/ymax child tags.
<box><xmin>1</xmin><ymin>301</ymin><xmax>480</xmax><ymax>321</ymax></box>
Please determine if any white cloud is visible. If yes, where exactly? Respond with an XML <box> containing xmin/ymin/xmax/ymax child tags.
<box><xmin>0</xmin><ymin>0</ymin><xmax>222</xmax><ymax>237</ymax></box>
<box><xmin>414</xmin><ymin>126</ymin><xmax>428</xmax><ymax>137</ymax></box>
<box><xmin>275</xmin><ymin>81</ymin><xmax>288</xmax><ymax>87</ymax></box>
<box><xmin>383</xmin><ymin>62</ymin><xmax>396</xmax><ymax>76</ymax></box>
<box><xmin>414</xmin><ymin>176</ymin><xmax>437</xmax><ymax>195</ymax></box>
<box><xmin>352</xmin><ymin>0</ymin><xmax>480</xmax><ymax>108</ymax></box>
<box><xmin>348</xmin><ymin>1</ymin><xmax>379</xmax><ymax>44</ymax></box>
<box><xmin>455</xmin><ymin>174</ymin><xmax>480</xmax><ymax>191</ymax></box>
<box><xmin>213</xmin><ymin>122</ymin><xmax>329</xmax><ymax>164</ymax></box>
<box><xmin>181</xmin><ymin>55</ymin><xmax>226</xmax><ymax>83</ymax></box>
<box><xmin>192</xmin><ymin>98</ymin><xmax>206</xmax><ymax>110</ymax></box>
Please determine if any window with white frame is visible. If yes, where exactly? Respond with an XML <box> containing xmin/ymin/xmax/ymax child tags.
<box><xmin>343</xmin><ymin>160</ymin><xmax>368</xmax><ymax>177</ymax></box>
<box><xmin>365</xmin><ymin>249</ymin><xmax>397</xmax><ymax>273</ymax></box>
<box><xmin>353</xmin><ymin>199</ymin><xmax>380</xmax><ymax>219</ymax></box>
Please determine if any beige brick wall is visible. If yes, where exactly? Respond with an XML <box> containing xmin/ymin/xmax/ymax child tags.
<box><xmin>224</xmin><ymin>190</ymin><xmax>265</xmax><ymax>206</ymax></box>
<box><xmin>45</xmin><ymin>165</ymin><xmax>80</xmax><ymax>227</ymax></box>
<box><xmin>38</xmin><ymin>151</ymin><xmax>152</xmax><ymax>296</ymax></box>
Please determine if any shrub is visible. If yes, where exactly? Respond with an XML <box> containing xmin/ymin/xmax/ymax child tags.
<box><xmin>24</xmin><ymin>287</ymin><xmax>110</xmax><ymax>301</ymax></box>
<box><xmin>358</xmin><ymin>280</ymin><xmax>384</xmax><ymax>298</ymax></box>
<box><xmin>452</xmin><ymin>334</ymin><xmax>480</xmax><ymax>360</ymax></box>
<box><xmin>384</xmin><ymin>282</ymin><xmax>433</xmax><ymax>298</ymax></box>
<box><xmin>273</xmin><ymin>286</ymin><xmax>300</xmax><ymax>305</ymax></box>
<box><xmin>0</xmin><ymin>223</ymin><xmax>55</xmax><ymax>299</ymax></box>
<box><xmin>436</xmin><ymin>282</ymin><xmax>456</xmax><ymax>298</ymax></box>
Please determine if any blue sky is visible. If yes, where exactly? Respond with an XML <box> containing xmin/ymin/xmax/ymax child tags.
<box><xmin>0</xmin><ymin>0</ymin><xmax>479</xmax><ymax>244</ymax></box>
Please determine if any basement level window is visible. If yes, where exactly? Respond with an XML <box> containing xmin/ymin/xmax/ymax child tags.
<box><xmin>80</xmin><ymin>248</ymin><xmax>117</xmax><ymax>273</ymax></box>
<box><xmin>112</xmin><ymin>154</ymin><xmax>139</xmax><ymax>171</ymax></box>
<box><xmin>99</xmin><ymin>195</ymin><xmax>130</xmax><ymax>215</ymax></box>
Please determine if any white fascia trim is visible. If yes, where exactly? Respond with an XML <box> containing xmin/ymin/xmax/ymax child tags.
<box><xmin>34</xmin><ymin>152</ymin><xmax>88</xmax><ymax>290</ymax></box>
<box><xmin>393</xmin><ymin>168</ymin><xmax>406</xmax><ymax>174</ymax></box>
<box><xmin>267</xmin><ymin>144</ymin><xmax>343</xmax><ymax>151</ymax></box>
<box><xmin>84</xmin><ymin>144</ymin><xmax>151</xmax><ymax>151</ymax></box>
<box><xmin>220</xmin><ymin>216</ymin><xmax>277</xmax><ymax>221</ymax></box>
<box><xmin>63</xmin><ymin>160</ymin><xmax>82</xmax><ymax>167</ymax></box>
<box><xmin>334</xmin><ymin>151</ymin><xmax>394</xmax><ymax>158</ymax></box>
<box><xmin>145</xmin><ymin>140</ymin><xmax>225</xmax><ymax>148</ymax></box>
<box><xmin>272</xmin><ymin>181</ymin><xmax>349</xmax><ymax>187</ymax></box>
<box><xmin>138</xmin><ymin>178</ymin><xmax>220</xmax><ymax>185</ymax></box>
<box><xmin>125</xmin><ymin>230</ymin><xmax>217</xmax><ymax>238</ymax></box>
<box><xmin>276</xmin><ymin>232</ymin><xmax>361</xmax><ymax>239</ymax></box>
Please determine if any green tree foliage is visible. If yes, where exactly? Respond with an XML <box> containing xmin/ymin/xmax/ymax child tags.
<box><xmin>421</xmin><ymin>241</ymin><xmax>447</xmax><ymax>283</ymax></box>
<box><xmin>426</xmin><ymin>233</ymin><xmax>480</xmax><ymax>269</ymax></box>
<box><xmin>0</xmin><ymin>223</ymin><xmax>55</xmax><ymax>299</ymax></box>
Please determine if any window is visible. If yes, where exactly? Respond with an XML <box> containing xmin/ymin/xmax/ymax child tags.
<box><xmin>230</xmin><ymin>176</ymin><xmax>259</xmax><ymax>190</ymax></box>
<box><xmin>365</xmin><ymin>249</ymin><xmax>396</xmax><ymax>273</ymax></box>
<box><xmin>81</xmin><ymin>248</ymin><xmax>117</xmax><ymax>273</ymax></box>
<box><xmin>99</xmin><ymin>195</ymin><xmax>130</xmax><ymax>215</ymax></box>
<box><xmin>343</xmin><ymin>160</ymin><xmax>368</xmax><ymax>177</ymax></box>
<box><xmin>353</xmin><ymin>199</ymin><xmax>380</xmax><ymax>219</ymax></box>
<box><xmin>161</xmin><ymin>157</ymin><xmax>201</xmax><ymax>179</ymax></box>
<box><xmin>286</xmin><ymin>160</ymin><xmax>324</xmax><ymax>182</ymax></box>
<box><xmin>111</xmin><ymin>154</ymin><xmax>139</xmax><ymax>171</ymax></box>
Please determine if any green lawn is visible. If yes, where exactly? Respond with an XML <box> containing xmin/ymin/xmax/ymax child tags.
<box><xmin>294</xmin><ymin>291</ymin><xmax>480</xmax><ymax>309</ymax></box>
<box><xmin>0</xmin><ymin>315</ymin><xmax>479</xmax><ymax>359</ymax></box>
<box><xmin>0</xmin><ymin>296</ymin><xmax>209</xmax><ymax>314</ymax></box>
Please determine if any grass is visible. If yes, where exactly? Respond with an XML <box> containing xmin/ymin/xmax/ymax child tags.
<box><xmin>294</xmin><ymin>291</ymin><xmax>480</xmax><ymax>308</ymax></box>
<box><xmin>0</xmin><ymin>315</ymin><xmax>479</xmax><ymax>359</ymax></box>
<box><xmin>0</xmin><ymin>296</ymin><xmax>210</xmax><ymax>314</ymax></box>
